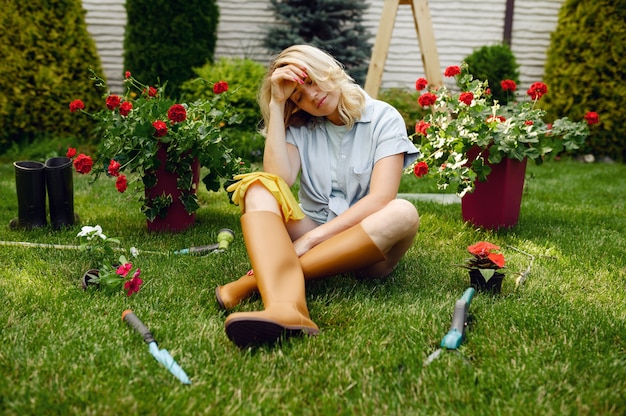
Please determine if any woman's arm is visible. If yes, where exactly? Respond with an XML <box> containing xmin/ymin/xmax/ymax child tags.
<box><xmin>263</xmin><ymin>65</ymin><xmax>306</xmax><ymax>186</ymax></box>
<box><xmin>292</xmin><ymin>153</ymin><xmax>404</xmax><ymax>256</ymax></box>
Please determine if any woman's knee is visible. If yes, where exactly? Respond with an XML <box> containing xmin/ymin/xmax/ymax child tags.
<box><xmin>386</xmin><ymin>199</ymin><xmax>420</xmax><ymax>234</ymax></box>
<box><xmin>243</xmin><ymin>182</ymin><xmax>280</xmax><ymax>213</ymax></box>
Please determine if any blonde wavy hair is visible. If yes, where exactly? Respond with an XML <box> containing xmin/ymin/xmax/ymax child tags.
<box><xmin>258</xmin><ymin>44</ymin><xmax>366</xmax><ymax>132</ymax></box>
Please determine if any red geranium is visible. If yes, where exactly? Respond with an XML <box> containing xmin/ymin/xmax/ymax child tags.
<box><xmin>108</xmin><ymin>160</ymin><xmax>121</xmax><ymax>176</ymax></box>
<box><xmin>415</xmin><ymin>77</ymin><xmax>428</xmax><ymax>91</ymax></box>
<box><xmin>105</xmin><ymin>94</ymin><xmax>121</xmax><ymax>110</ymax></box>
<box><xmin>466</xmin><ymin>241</ymin><xmax>506</xmax><ymax>269</ymax></box>
<box><xmin>584</xmin><ymin>111</ymin><xmax>599</xmax><ymax>125</ymax></box>
<box><xmin>415</xmin><ymin>120</ymin><xmax>430</xmax><ymax>136</ymax></box>
<box><xmin>418</xmin><ymin>92</ymin><xmax>438</xmax><ymax>107</ymax></box>
<box><xmin>115</xmin><ymin>175</ymin><xmax>128</xmax><ymax>193</ymax></box>
<box><xmin>413</xmin><ymin>161</ymin><xmax>429</xmax><ymax>178</ymax></box>
<box><xmin>444</xmin><ymin>65</ymin><xmax>461</xmax><ymax>77</ymax></box>
<box><xmin>459</xmin><ymin>92</ymin><xmax>474</xmax><ymax>106</ymax></box>
<box><xmin>167</xmin><ymin>104</ymin><xmax>187</xmax><ymax>123</ymax></box>
<box><xmin>66</xmin><ymin>147</ymin><xmax>77</xmax><ymax>158</ymax></box>
<box><xmin>73</xmin><ymin>154</ymin><xmax>93</xmax><ymax>174</ymax></box>
<box><xmin>526</xmin><ymin>82</ymin><xmax>548</xmax><ymax>100</ymax></box>
<box><xmin>152</xmin><ymin>120</ymin><xmax>168</xmax><ymax>137</ymax></box>
<box><xmin>501</xmin><ymin>79</ymin><xmax>517</xmax><ymax>92</ymax></box>
<box><xmin>119</xmin><ymin>101</ymin><xmax>133</xmax><ymax>117</ymax></box>
<box><xmin>69</xmin><ymin>99</ymin><xmax>85</xmax><ymax>113</ymax></box>
<box><xmin>213</xmin><ymin>80</ymin><xmax>229</xmax><ymax>94</ymax></box>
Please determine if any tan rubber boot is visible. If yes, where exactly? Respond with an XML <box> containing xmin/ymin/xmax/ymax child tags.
<box><xmin>216</xmin><ymin>223</ymin><xmax>385</xmax><ymax>310</ymax></box>
<box><xmin>224</xmin><ymin>211</ymin><xmax>319</xmax><ymax>348</ymax></box>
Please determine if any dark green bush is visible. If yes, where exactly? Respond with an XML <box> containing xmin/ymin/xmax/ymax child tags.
<box><xmin>542</xmin><ymin>0</ymin><xmax>625</xmax><ymax>161</ymax></box>
<box><xmin>181</xmin><ymin>58</ymin><xmax>267</xmax><ymax>163</ymax></box>
<box><xmin>0</xmin><ymin>0</ymin><xmax>104</xmax><ymax>152</ymax></box>
<box><xmin>124</xmin><ymin>0</ymin><xmax>219</xmax><ymax>99</ymax></box>
<box><xmin>463</xmin><ymin>44</ymin><xmax>520</xmax><ymax>105</ymax></box>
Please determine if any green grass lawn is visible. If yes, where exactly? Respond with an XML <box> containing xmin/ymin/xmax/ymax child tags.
<box><xmin>0</xmin><ymin>155</ymin><xmax>624</xmax><ymax>415</ymax></box>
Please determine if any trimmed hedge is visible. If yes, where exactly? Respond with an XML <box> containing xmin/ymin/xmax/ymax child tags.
<box><xmin>542</xmin><ymin>0</ymin><xmax>626</xmax><ymax>161</ymax></box>
<box><xmin>0</xmin><ymin>0</ymin><xmax>104</xmax><ymax>151</ymax></box>
<box><xmin>124</xmin><ymin>0</ymin><xmax>219</xmax><ymax>99</ymax></box>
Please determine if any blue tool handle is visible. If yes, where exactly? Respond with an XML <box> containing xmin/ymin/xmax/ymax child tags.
<box><xmin>122</xmin><ymin>310</ymin><xmax>156</xmax><ymax>344</ymax></box>
<box><xmin>440</xmin><ymin>287</ymin><xmax>475</xmax><ymax>349</ymax></box>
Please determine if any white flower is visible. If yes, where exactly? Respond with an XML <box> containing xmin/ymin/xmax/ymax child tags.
<box><xmin>77</xmin><ymin>225</ymin><xmax>106</xmax><ymax>241</ymax></box>
<box><xmin>130</xmin><ymin>247</ymin><xmax>139</xmax><ymax>257</ymax></box>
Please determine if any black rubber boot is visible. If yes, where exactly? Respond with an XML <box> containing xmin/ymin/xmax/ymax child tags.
<box><xmin>10</xmin><ymin>161</ymin><xmax>47</xmax><ymax>229</ymax></box>
<box><xmin>45</xmin><ymin>157</ymin><xmax>76</xmax><ymax>229</ymax></box>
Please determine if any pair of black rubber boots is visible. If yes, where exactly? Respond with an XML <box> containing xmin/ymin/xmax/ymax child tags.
<box><xmin>10</xmin><ymin>157</ymin><xmax>77</xmax><ymax>230</ymax></box>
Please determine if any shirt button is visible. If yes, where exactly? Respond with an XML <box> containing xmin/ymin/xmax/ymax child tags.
<box><xmin>340</xmin><ymin>155</ymin><xmax>346</xmax><ymax>159</ymax></box>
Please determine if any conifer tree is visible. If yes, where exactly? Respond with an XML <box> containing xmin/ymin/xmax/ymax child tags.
<box><xmin>264</xmin><ymin>0</ymin><xmax>372</xmax><ymax>86</ymax></box>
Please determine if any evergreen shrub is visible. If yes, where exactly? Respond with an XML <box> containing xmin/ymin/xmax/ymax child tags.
<box><xmin>542</xmin><ymin>0</ymin><xmax>625</xmax><ymax>161</ymax></box>
<box><xmin>124</xmin><ymin>0</ymin><xmax>219</xmax><ymax>99</ymax></box>
<box><xmin>0</xmin><ymin>0</ymin><xmax>104</xmax><ymax>151</ymax></box>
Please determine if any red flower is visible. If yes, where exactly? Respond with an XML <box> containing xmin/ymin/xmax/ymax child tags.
<box><xmin>143</xmin><ymin>86</ymin><xmax>158</xmax><ymax>97</ymax></box>
<box><xmin>415</xmin><ymin>120</ymin><xmax>430</xmax><ymax>136</ymax></box>
<box><xmin>152</xmin><ymin>120</ymin><xmax>168</xmax><ymax>137</ymax></box>
<box><xmin>524</xmin><ymin>120</ymin><xmax>534</xmax><ymax>126</ymax></box>
<box><xmin>167</xmin><ymin>104</ymin><xmax>187</xmax><ymax>123</ymax></box>
<box><xmin>418</xmin><ymin>92</ymin><xmax>438</xmax><ymax>107</ymax></box>
<box><xmin>115</xmin><ymin>174</ymin><xmax>128</xmax><ymax>193</ymax></box>
<box><xmin>488</xmin><ymin>253</ymin><xmax>506</xmax><ymax>268</ymax></box>
<box><xmin>69</xmin><ymin>99</ymin><xmax>85</xmax><ymax>113</ymax></box>
<box><xmin>415</xmin><ymin>77</ymin><xmax>428</xmax><ymax>91</ymax></box>
<box><xmin>105</xmin><ymin>94</ymin><xmax>121</xmax><ymax>110</ymax></box>
<box><xmin>459</xmin><ymin>92</ymin><xmax>474</xmax><ymax>105</ymax></box>
<box><xmin>124</xmin><ymin>275</ymin><xmax>143</xmax><ymax>296</ymax></box>
<box><xmin>108</xmin><ymin>159</ymin><xmax>121</xmax><ymax>177</ymax></box>
<box><xmin>500</xmin><ymin>79</ymin><xmax>517</xmax><ymax>92</ymax></box>
<box><xmin>468</xmin><ymin>241</ymin><xmax>500</xmax><ymax>257</ymax></box>
<box><xmin>116</xmin><ymin>263</ymin><xmax>133</xmax><ymax>277</ymax></box>
<box><xmin>444</xmin><ymin>65</ymin><xmax>461</xmax><ymax>77</ymax></box>
<box><xmin>66</xmin><ymin>147</ymin><xmax>77</xmax><ymax>158</ymax></box>
<box><xmin>584</xmin><ymin>111</ymin><xmax>599</xmax><ymax>125</ymax></box>
<box><xmin>526</xmin><ymin>82</ymin><xmax>548</xmax><ymax>100</ymax></box>
<box><xmin>119</xmin><ymin>101</ymin><xmax>133</xmax><ymax>117</ymax></box>
<box><xmin>73</xmin><ymin>154</ymin><xmax>93</xmax><ymax>174</ymax></box>
<box><xmin>125</xmin><ymin>71</ymin><xmax>131</xmax><ymax>79</ymax></box>
<box><xmin>213</xmin><ymin>80</ymin><xmax>229</xmax><ymax>94</ymax></box>
<box><xmin>413</xmin><ymin>161</ymin><xmax>429</xmax><ymax>178</ymax></box>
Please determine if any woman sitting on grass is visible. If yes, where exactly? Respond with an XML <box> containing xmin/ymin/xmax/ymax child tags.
<box><xmin>218</xmin><ymin>44</ymin><xmax>420</xmax><ymax>348</ymax></box>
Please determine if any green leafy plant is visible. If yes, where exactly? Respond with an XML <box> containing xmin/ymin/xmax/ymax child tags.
<box><xmin>463</xmin><ymin>43</ymin><xmax>520</xmax><ymax>105</ymax></box>
<box><xmin>69</xmin><ymin>71</ymin><xmax>247</xmax><ymax>221</ymax></box>
<box><xmin>407</xmin><ymin>63</ymin><xmax>599</xmax><ymax>196</ymax></box>
<box><xmin>77</xmin><ymin>225</ymin><xmax>143</xmax><ymax>296</ymax></box>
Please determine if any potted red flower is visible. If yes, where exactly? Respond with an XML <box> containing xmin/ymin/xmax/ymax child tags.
<box><xmin>69</xmin><ymin>71</ymin><xmax>247</xmax><ymax>232</ymax></box>
<box><xmin>461</xmin><ymin>241</ymin><xmax>506</xmax><ymax>293</ymax></box>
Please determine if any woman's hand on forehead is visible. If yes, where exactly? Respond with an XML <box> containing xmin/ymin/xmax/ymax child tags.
<box><xmin>271</xmin><ymin>64</ymin><xmax>309</xmax><ymax>103</ymax></box>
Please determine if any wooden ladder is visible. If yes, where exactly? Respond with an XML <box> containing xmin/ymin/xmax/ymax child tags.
<box><xmin>364</xmin><ymin>0</ymin><xmax>442</xmax><ymax>98</ymax></box>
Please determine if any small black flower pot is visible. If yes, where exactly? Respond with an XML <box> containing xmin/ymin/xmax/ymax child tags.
<box><xmin>82</xmin><ymin>269</ymin><xmax>100</xmax><ymax>290</ymax></box>
<box><xmin>469</xmin><ymin>269</ymin><xmax>505</xmax><ymax>294</ymax></box>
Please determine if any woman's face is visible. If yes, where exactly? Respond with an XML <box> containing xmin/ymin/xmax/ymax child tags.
<box><xmin>290</xmin><ymin>77</ymin><xmax>343</xmax><ymax>125</ymax></box>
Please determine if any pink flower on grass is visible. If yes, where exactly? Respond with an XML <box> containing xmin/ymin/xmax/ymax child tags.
<box><xmin>124</xmin><ymin>275</ymin><xmax>143</xmax><ymax>296</ymax></box>
<box><xmin>116</xmin><ymin>263</ymin><xmax>133</xmax><ymax>277</ymax></box>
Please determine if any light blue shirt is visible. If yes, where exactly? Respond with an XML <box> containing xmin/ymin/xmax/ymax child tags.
<box><xmin>286</xmin><ymin>95</ymin><xmax>419</xmax><ymax>224</ymax></box>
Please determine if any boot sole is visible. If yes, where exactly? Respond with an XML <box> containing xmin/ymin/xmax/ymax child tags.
<box><xmin>225</xmin><ymin>317</ymin><xmax>319</xmax><ymax>348</ymax></box>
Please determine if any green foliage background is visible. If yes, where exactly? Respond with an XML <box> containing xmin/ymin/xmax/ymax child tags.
<box><xmin>542</xmin><ymin>0</ymin><xmax>626</xmax><ymax>161</ymax></box>
<box><xmin>181</xmin><ymin>58</ymin><xmax>268</xmax><ymax>164</ymax></box>
<box><xmin>123</xmin><ymin>0</ymin><xmax>219</xmax><ymax>99</ymax></box>
<box><xmin>0</xmin><ymin>0</ymin><xmax>104</xmax><ymax>150</ymax></box>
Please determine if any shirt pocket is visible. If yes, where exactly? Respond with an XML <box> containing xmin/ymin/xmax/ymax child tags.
<box><xmin>351</xmin><ymin>163</ymin><xmax>373</xmax><ymax>195</ymax></box>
